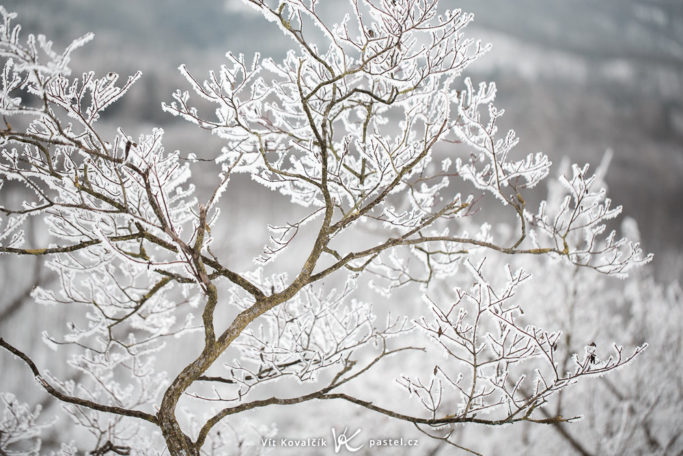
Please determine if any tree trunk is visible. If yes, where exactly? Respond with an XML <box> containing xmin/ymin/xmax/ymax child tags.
<box><xmin>156</xmin><ymin>342</ymin><xmax>223</xmax><ymax>455</ymax></box>
<box><xmin>159</xmin><ymin>414</ymin><xmax>199</xmax><ymax>456</ymax></box>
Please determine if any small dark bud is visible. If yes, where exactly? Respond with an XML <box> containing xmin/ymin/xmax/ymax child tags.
<box><xmin>587</xmin><ymin>342</ymin><xmax>597</xmax><ymax>364</ymax></box>
<box><xmin>124</xmin><ymin>140</ymin><xmax>136</xmax><ymax>160</ymax></box>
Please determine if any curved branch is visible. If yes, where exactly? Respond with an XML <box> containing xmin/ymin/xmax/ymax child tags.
<box><xmin>195</xmin><ymin>344</ymin><xmax>421</xmax><ymax>448</ymax></box>
<box><xmin>0</xmin><ymin>233</ymin><xmax>143</xmax><ymax>255</ymax></box>
<box><xmin>0</xmin><ymin>338</ymin><xmax>158</xmax><ymax>424</ymax></box>
<box><xmin>0</xmin><ymin>230</ymin><xmax>265</xmax><ymax>299</ymax></box>
<box><xmin>320</xmin><ymin>392</ymin><xmax>569</xmax><ymax>426</ymax></box>
<box><xmin>310</xmin><ymin>234</ymin><xmax>558</xmax><ymax>284</ymax></box>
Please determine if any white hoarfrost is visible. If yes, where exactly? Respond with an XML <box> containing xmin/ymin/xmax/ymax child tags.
<box><xmin>0</xmin><ymin>1</ymin><xmax>660</xmax><ymax>454</ymax></box>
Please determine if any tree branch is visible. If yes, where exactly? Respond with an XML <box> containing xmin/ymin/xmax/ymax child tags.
<box><xmin>0</xmin><ymin>338</ymin><xmax>158</xmax><ymax>424</ymax></box>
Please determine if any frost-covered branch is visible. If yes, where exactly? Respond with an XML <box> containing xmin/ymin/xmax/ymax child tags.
<box><xmin>0</xmin><ymin>2</ymin><xmax>656</xmax><ymax>455</ymax></box>
<box><xmin>0</xmin><ymin>338</ymin><xmax>158</xmax><ymax>424</ymax></box>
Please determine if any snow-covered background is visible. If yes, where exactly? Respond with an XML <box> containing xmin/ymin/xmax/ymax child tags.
<box><xmin>1</xmin><ymin>1</ymin><xmax>681</xmax><ymax>454</ymax></box>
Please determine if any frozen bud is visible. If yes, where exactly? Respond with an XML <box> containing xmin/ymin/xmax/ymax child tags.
<box><xmin>586</xmin><ymin>342</ymin><xmax>597</xmax><ymax>364</ymax></box>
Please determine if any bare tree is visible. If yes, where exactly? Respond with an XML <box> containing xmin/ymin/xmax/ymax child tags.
<box><xmin>0</xmin><ymin>1</ymin><xmax>652</xmax><ymax>454</ymax></box>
